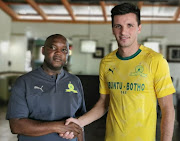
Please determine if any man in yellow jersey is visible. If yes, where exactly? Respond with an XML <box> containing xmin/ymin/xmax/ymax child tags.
<box><xmin>61</xmin><ymin>3</ymin><xmax>175</xmax><ymax>141</ymax></box>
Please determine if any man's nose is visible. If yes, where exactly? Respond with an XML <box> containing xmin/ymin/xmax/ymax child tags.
<box><xmin>121</xmin><ymin>27</ymin><xmax>126</xmax><ymax>34</ymax></box>
<box><xmin>54</xmin><ymin>48</ymin><xmax>62</xmax><ymax>54</ymax></box>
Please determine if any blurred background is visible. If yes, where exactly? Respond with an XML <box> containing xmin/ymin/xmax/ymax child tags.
<box><xmin>0</xmin><ymin>0</ymin><xmax>180</xmax><ymax>140</ymax></box>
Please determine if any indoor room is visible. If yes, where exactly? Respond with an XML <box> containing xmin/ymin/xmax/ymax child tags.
<box><xmin>0</xmin><ymin>0</ymin><xmax>180</xmax><ymax>141</ymax></box>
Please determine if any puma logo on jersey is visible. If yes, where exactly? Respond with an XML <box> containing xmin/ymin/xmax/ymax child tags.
<box><xmin>109</xmin><ymin>68</ymin><xmax>115</xmax><ymax>74</ymax></box>
<box><xmin>34</xmin><ymin>85</ymin><xmax>44</xmax><ymax>92</ymax></box>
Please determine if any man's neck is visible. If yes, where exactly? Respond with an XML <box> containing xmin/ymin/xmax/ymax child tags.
<box><xmin>42</xmin><ymin>65</ymin><xmax>61</xmax><ymax>76</ymax></box>
<box><xmin>118</xmin><ymin>44</ymin><xmax>141</xmax><ymax>58</ymax></box>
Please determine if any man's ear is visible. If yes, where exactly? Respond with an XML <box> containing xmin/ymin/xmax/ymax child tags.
<box><xmin>42</xmin><ymin>46</ymin><xmax>45</xmax><ymax>55</ymax></box>
<box><xmin>138</xmin><ymin>24</ymin><xmax>142</xmax><ymax>33</ymax></box>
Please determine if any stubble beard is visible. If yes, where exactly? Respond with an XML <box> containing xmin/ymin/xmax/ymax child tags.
<box><xmin>44</xmin><ymin>59</ymin><xmax>64</xmax><ymax>71</ymax></box>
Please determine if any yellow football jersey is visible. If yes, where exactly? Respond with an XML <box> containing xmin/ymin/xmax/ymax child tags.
<box><xmin>99</xmin><ymin>45</ymin><xmax>175</xmax><ymax>141</ymax></box>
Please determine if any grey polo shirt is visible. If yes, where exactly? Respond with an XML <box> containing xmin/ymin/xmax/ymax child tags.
<box><xmin>6</xmin><ymin>67</ymin><xmax>86</xmax><ymax>141</ymax></box>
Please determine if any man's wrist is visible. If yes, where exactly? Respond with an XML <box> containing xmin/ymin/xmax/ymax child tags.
<box><xmin>53</xmin><ymin>121</ymin><xmax>64</xmax><ymax>133</ymax></box>
<box><xmin>77</xmin><ymin>117</ymin><xmax>84</xmax><ymax>127</ymax></box>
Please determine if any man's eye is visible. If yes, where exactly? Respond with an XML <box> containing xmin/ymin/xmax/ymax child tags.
<box><xmin>114</xmin><ymin>25</ymin><xmax>121</xmax><ymax>29</ymax></box>
<box><xmin>62</xmin><ymin>48</ymin><xmax>68</xmax><ymax>53</ymax></box>
<box><xmin>50</xmin><ymin>46</ymin><xmax>56</xmax><ymax>50</ymax></box>
<box><xmin>128</xmin><ymin>24</ymin><xmax>133</xmax><ymax>27</ymax></box>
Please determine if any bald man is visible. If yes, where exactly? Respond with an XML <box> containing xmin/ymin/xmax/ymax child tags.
<box><xmin>6</xmin><ymin>34</ymin><xmax>86</xmax><ymax>141</ymax></box>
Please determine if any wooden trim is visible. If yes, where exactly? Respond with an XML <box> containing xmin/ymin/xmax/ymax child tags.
<box><xmin>0</xmin><ymin>0</ymin><xmax>18</xmax><ymax>20</ymax></box>
<box><xmin>142</xmin><ymin>4</ymin><xmax>177</xmax><ymax>7</ymax></box>
<box><xmin>138</xmin><ymin>1</ymin><xmax>144</xmax><ymax>9</ymax></box>
<box><xmin>12</xmin><ymin>18</ymin><xmax>180</xmax><ymax>24</ymax></box>
<box><xmin>173</xmin><ymin>7</ymin><xmax>180</xmax><ymax>21</ymax></box>
<box><xmin>100</xmin><ymin>1</ymin><xmax>107</xmax><ymax>22</ymax></box>
<box><xmin>13</xmin><ymin>19</ymin><xmax>109</xmax><ymax>24</ymax></box>
<box><xmin>61</xmin><ymin>0</ymin><xmax>75</xmax><ymax>21</ymax></box>
<box><xmin>26</xmin><ymin>0</ymin><xmax>47</xmax><ymax>20</ymax></box>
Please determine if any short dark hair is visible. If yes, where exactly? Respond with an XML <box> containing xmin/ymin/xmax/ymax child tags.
<box><xmin>45</xmin><ymin>34</ymin><xmax>66</xmax><ymax>45</ymax></box>
<box><xmin>111</xmin><ymin>3</ymin><xmax>141</xmax><ymax>27</ymax></box>
<box><xmin>44</xmin><ymin>34</ymin><xmax>69</xmax><ymax>49</ymax></box>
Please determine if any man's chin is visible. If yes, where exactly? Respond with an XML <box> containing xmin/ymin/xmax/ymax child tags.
<box><xmin>52</xmin><ymin>66</ymin><xmax>63</xmax><ymax>71</ymax></box>
<box><xmin>48</xmin><ymin>64</ymin><xmax>63</xmax><ymax>71</ymax></box>
<box><xmin>44</xmin><ymin>60</ymin><xmax>65</xmax><ymax>71</ymax></box>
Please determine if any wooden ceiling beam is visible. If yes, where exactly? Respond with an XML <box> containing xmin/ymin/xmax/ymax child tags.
<box><xmin>1</xmin><ymin>0</ymin><xmax>179</xmax><ymax>24</ymax></box>
<box><xmin>26</xmin><ymin>0</ymin><xmax>47</xmax><ymax>20</ymax></box>
<box><xmin>173</xmin><ymin>6</ymin><xmax>180</xmax><ymax>21</ymax></box>
<box><xmin>0</xmin><ymin>0</ymin><xmax>18</xmax><ymax>20</ymax></box>
<box><xmin>138</xmin><ymin>1</ymin><xmax>144</xmax><ymax>9</ymax></box>
<box><xmin>61</xmin><ymin>0</ymin><xmax>75</xmax><ymax>21</ymax></box>
<box><xmin>100</xmin><ymin>1</ymin><xmax>107</xmax><ymax>22</ymax></box>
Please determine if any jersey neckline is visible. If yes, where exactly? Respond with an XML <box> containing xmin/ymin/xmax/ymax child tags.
<box><xmin>116</xmin><ymin>48</ymin><xmax>142</xmax><ymax>60</ymax></box>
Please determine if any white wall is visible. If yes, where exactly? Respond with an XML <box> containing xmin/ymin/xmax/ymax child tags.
<box><xmin>9</xmin><ymin>34</ymin><xmax>27</xmax><ymax>72</ymax></box>
<box><xmin>0</xmin><ymin>9</ymin><xmax>11</xmax><ymax>72</ymax></box>
<box><xmin>10</xmin><ymin>22</ymin><xmax>180</xmax><ymax>74</ymax></box>
<box><xmin>10</xmin><ymin>22</ymin><xmax>113</xmax><ymax>75</ymax></box>
<box><xmin>0</xmin><ymin>10</ymin><xmax>28</xmax><ymax>72</ymax></box>
<box><xmin>169</xmin><ymin>63</ymin><xmax>180</xmax><ymax>92</ymax></box>
<box><xmin>0</xmin><ymin>9</ymin><xmax>180</xmax><ymax>94</ymax></box>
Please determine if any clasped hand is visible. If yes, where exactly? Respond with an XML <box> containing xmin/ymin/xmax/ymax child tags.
<box><xmin>59</xmin><ymin>118</ymin><xmax>82</xmax><ymax>140</ymax></box>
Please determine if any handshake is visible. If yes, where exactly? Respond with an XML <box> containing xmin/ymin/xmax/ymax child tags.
<box><xmin>60</xmin><ymin>117</ymin><xmax>83</xmax><ymax>141</ymax></box>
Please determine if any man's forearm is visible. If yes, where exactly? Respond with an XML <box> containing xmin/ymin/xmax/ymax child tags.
<box><xmin>158</xmin><ymin>94</ymin><xmax>175</xmax><ymax>141</ymax></box>
<box><xmin>9</xmin><ymin>118</ymin><xmax>82</xmax><ymax>137</ymax></box>
<box><xmin>160</xmin><ymin>107</ymin><xmax>175</xmax><ymax>141</ymax></box>
<box><xmin>78</xmin><ymin>103</ymin><xmax>107</xmax><ymax>127</ymax></box>
<box><xmin>78</xmin><ymin>94</ymin><xmax>109</xmax><ymax>127</ymax></box>
<box><xmin>9</xmin><ymin>118</ymin><xmax>63</xmax><ymax>136</ymax></box>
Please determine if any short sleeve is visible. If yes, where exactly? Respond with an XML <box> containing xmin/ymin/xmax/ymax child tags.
<box><xmin>153</xmin><ymin>56</ymin><xmax>176</xmax><ymax>98</ymax></box>
<box><xmin>6</xmin><ymin>77</ymin><xmax>29</xmax><ymax>119</ymax></box>
<box><xmin>75</xmin><ymin>77</ymin><xmax>86</xmax><ymax>117</ymax></box>
<box><xmin>99</xmin><ymin>59</ymin><xmax>110</xmax><ymax>94</ymax></box>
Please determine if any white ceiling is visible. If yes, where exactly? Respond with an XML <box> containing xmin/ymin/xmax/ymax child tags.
<box><xmin>0</xmin><ymin>0</ymin><xmax>180</xmax><ymax>24</ymax></box>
